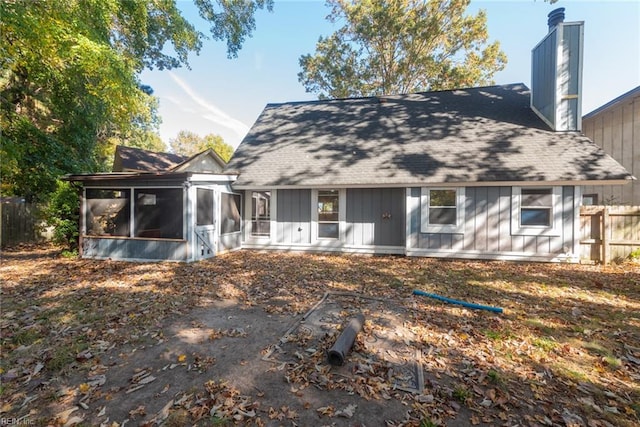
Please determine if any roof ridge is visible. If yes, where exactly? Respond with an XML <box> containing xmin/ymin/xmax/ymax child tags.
<box><xmin>265</xmin><ymin>83</ymin><xmax>528</xmax><ymax>108</ymax></box>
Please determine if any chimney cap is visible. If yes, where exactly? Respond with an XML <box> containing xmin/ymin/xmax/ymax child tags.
<box><xmin>547</xmin><ymin>7</ymin><xmax>565</xmax><ymax>31</ymax></box>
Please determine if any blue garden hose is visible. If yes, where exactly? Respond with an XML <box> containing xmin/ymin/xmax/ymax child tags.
<box><xmin>412</xmin><ymin>289</ymin><xmax>503</xmax><ymax>313</ymax></box>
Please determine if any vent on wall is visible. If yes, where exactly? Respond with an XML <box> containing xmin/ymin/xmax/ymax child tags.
<box><xmin>531</xmin><ymin>8</ymin><xmax>584</xmax><ymax>132</ymax></box>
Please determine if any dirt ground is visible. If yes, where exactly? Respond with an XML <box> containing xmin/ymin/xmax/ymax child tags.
<box><xmin>1</xmin><ymin>245</ymin><xmax>639</xmax><ymax>426</ymax></box>
<box><xmin>79</xmin><ymin>298</ymin><xmax>413</xmax><ymax>426</ymax></box>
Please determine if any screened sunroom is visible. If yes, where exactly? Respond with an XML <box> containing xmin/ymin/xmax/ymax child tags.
<box><xmin>66</xmin><ymin>172</ymin><xmax>241</xmax><ymax>262</ymax></box>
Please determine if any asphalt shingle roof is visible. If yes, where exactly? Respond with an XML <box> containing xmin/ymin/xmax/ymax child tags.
<box><xmin>113</xmin><ymin>145</ymin><xmax>187</xmax><ymax>172</ymax></box>
<box><xmin>226</xmin><ymin>84</ymin><xmax>633</xmax><ymax>188</ymax></box>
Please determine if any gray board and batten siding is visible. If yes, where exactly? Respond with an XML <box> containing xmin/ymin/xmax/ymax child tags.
<box><xmin>407</xmin><ymin>186</ymin><xmax>579</xmax><ymax>261</ymax></box>
<box><xmin>276</xmin><ymin>189</ymin><xmax>312</xmax><ymax>245</ymax></box>
<box><xmin>345</xmin><ymin>188</ymin><xmax>405</xmax><ymax>247</ymax></box>
<box><xmin>271</xmin><ymin>188</ymin><xmax>406</xmax><ymax>249</ymax></box>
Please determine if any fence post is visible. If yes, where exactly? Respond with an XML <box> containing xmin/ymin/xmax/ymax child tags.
<box><xmin>602</xmin><ymin>207</ymin><xmax>610</xmax><ymax>265</ymax></box>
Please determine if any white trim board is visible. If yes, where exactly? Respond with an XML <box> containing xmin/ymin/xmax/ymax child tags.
<box><xmin>231</xmin><ymin>180</ymin><xmax>632</xmax><ymax>191</ymax></box>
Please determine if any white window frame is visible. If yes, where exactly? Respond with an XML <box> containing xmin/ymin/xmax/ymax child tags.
<box><xmin>420</xmin><ymin>187</ymin><xmax>465</xmax><ymax>233</ymax></box>
<box><xmin>311</xmin><ymin>189</ymin><xmax>346</xmax><ymax>242</ymax></box>
<box><xmin>511</xmin><ymin>186</ymin><xmax>562</xmax><ymax>236</ymax></box>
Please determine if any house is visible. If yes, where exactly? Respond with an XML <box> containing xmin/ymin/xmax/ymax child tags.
<box><xmin>224</xmin><ymin>9</ymin><xmax>633</xmax><ymax>263</ymax></box>
<box><xmin>225</xmin><ymin>82</ymin><xmax>631</xmax><ymax>262</ymax></box>
<box><xmin>66</xmin><ymin>146</ymin><xmax>241</xmax><ymax>262</ymax></box>
<box><xmin>581</xmin><ymin>86</ymin><xmax>640</xmax><ymax>205</ymax></box>
<box><xmin>66</xmin><ymin>9</ymin><xmax>634</xmax><ymax>263</ymax></box>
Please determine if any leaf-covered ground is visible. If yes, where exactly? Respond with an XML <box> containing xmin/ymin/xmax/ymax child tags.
<box><xmin>1</xmin><ymin>245</ymin><xmax>639</xmax><ymax>426</ymax></box>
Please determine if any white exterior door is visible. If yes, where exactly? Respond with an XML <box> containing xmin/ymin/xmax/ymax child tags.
<box><xmin>195</xmin><ymin>187</ymin><xmax>217</xmax><ymax>260</ymax></box>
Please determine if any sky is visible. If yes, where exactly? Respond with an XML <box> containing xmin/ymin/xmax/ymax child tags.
<box><xmin>140</xmin><ymin>0</ymin><xmax>640</xmax><ymax>151</ymax></box>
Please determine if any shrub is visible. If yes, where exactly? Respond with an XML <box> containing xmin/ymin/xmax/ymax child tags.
<box><xmin>45</xmin><ymin>180</ymin><xmax>79</xmax><ymax>250</ymax></box>
<box><xmin>629</xmin><ymin>248</ymin><xmax>640</xmax><ymax>262</ymax></box>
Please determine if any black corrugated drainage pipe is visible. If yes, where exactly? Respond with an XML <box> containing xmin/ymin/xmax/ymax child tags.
<box><xmin>327</xmin><ymin>313</ymin><xmax>365</xmax><ymax>366</ymax></box>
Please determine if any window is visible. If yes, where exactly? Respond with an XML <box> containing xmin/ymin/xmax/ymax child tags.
<box><xmin>318</xmin><ymin>190</ymin><xmax>339</xmax><ymax>239</ymax></box>
<box><xmin>582</xmin><ymin>194</ymin><xmax>598</xmax><ymax>206</ymax></box>
<box><xmin>512</xmin><ymin>186</ymin><xmax>562</xmax><ymax>236</ymax></box>
<box><xmin>221</xmin><ymin>193</ymin><xmax>241</xmax><ymax>234</ymax></box>
<box><xmin>251</xmin><ymin>191</ymin><xmax>271</xmax><ymax>237</ymax></box>
<box><xmin>85</xmin><ymin>189</ymin><xmax>131</xmax><ymax>236</ymax></box>
<box><xmin>420</xmin><ymin>188</ymin><xmax>465</xmax><ymax>233</ymax></box>
<box><xmin>134</xmin><ymin>189</ymin><xmax>183</xmax><ymax>239</ymax></box>
<box><xmin>520</xmin><ymin>188</ymin><xmax>553</xmax><ymax>226</ymax></box>
<box><xmin>197</xmin><ymin>188</ymin><xmax>214</xmax><ymax>226</ymax></box>
<box><xmin>85</xmin><ymin>188</ymin><xmax>184</xmax><ymax>240</ymax></box>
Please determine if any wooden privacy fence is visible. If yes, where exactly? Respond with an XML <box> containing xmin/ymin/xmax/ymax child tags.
<box><xmin>579</xmin><ymin>206</ymin><xmax>640</xmax><ymax>264</ymax></box>
<box><xmin>0</xmin><ymin>199</ymin><xmax>49</xmax><ymax>247</ymax></box>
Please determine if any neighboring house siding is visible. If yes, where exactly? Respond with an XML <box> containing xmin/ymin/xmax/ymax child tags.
<box><xmin>276</xmin><ymin>189</ymin><xmax>311</xmax><ymax>244</ymax></box>
<box><xmin>345</xmin><ymin>188</ymin><xmax>405</xmax><ymax>247</ymax></box>
<box><xmin>407</xmin><ymin>186</ymin><xmax>578</xmax><ymax>261</ymax></box>
<box><xmin>583</xmin><ymin>91</ymin><xmax>639</xmax><ymax>205</ymax></box>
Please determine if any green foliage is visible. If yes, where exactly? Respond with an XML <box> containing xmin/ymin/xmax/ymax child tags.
<box><xmin>44</xmin><ymin>181</ymin><xmax>79</xmax><ymax>250</ymax></box>
<box><xmin>420</xmin><ymin>419</ymin><xmax>437</xmax><ymax>427</ymax></box>
<box><xmin>532</xmin><ymin>336</ymin><xmax>557</xmax><ymax>352</ymax></box>
<box><xmin>487</xmin><ymin>369</ymin><xmax>504</xmax><ymax>385</ymax></box>
<box><xmin>1</xmin><ymin>0</ymin><xmax>270</xmax><ymax>202</ymax></box>
<box><xmin>453</xmin><ymin>385</ymin><xmax>471</xmax><ymax>402</ymax></box>
<box><xmin>298</xmin><ymin>0</ymin><xmax>507</xmax><ymax>99</ymax></box>
<box><xmin>169</xmin><ymin>130</ymin><xmax>234</xmax><ymax>162</ymax></box>
<box><xmin>628</xmin><ymin>248</ymin><xmax>640</xmax><ymax>261</ymax></box>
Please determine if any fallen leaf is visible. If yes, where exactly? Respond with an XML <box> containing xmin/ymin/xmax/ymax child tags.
<box><xmin>335</xmin><ymin>403</ymin><xmax>357</xmax><ymax>418</ymax></box>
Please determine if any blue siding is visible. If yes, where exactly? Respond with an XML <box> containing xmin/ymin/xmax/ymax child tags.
<box><xmin>346</xmin><ymin>188</ymin><xmax>405</xmax><ymax>247</ymax></box>
<box><xmin>408</xmin><ymin>186</ymin><xmax>578</xmax><ymax>261</ymax></box>
<box><xmin>531</xmin><ymin>22</ymin><xmax>583</xmax><ymax>131</ymax></box>
<box><xmin>276</xmin><ymin>189</ymin><xmax>311</xmax><ymax>244</ymax></box>
<box><xmin>83</xmin><ymin>237</ymin><xmax>188</xmax><ymax>261</ymax></box>
<box><xmin>531</xmin><ymin>29</ymin><xmax>557</xmax><ymax>126</ymax></box>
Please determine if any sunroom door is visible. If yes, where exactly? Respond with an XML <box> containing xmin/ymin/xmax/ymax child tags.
<box><xmin>195</xmin><ymin>187</ymin><xmax>217</xmax><ymax>260</ymax></box>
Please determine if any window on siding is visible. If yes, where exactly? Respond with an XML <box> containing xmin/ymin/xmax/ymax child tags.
<box><xmin>221</xmin><ymin>193</ymin><xmax>241</xmax><ymax>234</ymax></box>
<box><xmin>420</xmin><ymin>188</ymin><xmax>465</xmax><ymax>233</ymax></box>
<box><xmin>318</xmin><ymin>190</ymin><xmax>339</xmax><ymax>239</ymax></box>
<box><xmin>520</xmin><ymin>188</ymin><xmax>553</xmax><ymax>226</ymax></box>
<box><xmin>251</xmin><ymin>191</ymin><xmax>271</xmax><ymax>237</ymax></box>
<box><xmin>512</xmin><ymin>186</ymin><xmax>562</xmax><ymax>236</ymax></box>
<box><xmin>428</xmin><ymin>189</ymin><xmax>457</xmax><ymax>225</ymax></box>
<box><xmin>85</xmin><ymin>189</ymin><xmax>131</xmax><ymax>237</ymax></box>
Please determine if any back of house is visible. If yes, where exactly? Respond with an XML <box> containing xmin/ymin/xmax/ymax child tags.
<box><xmin>224</xmin><ymin>9</ymin><xmax>633</xmax><ymax>263</ymax></box>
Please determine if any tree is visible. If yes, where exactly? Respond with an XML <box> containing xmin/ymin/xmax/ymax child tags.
<box><xmin>1</xmin><ymin>0</ymin><xmax>271</xmax><ymax>202</ymax></box>
<box><xmin>298</xmin><ymin>0</ymin><xmax>507</xmax><ymax>99</ymax></box>
<box><xmin>169</xmin><ymin>130</ymin><xmax>234</xmax><ymax>162</ymax></box>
